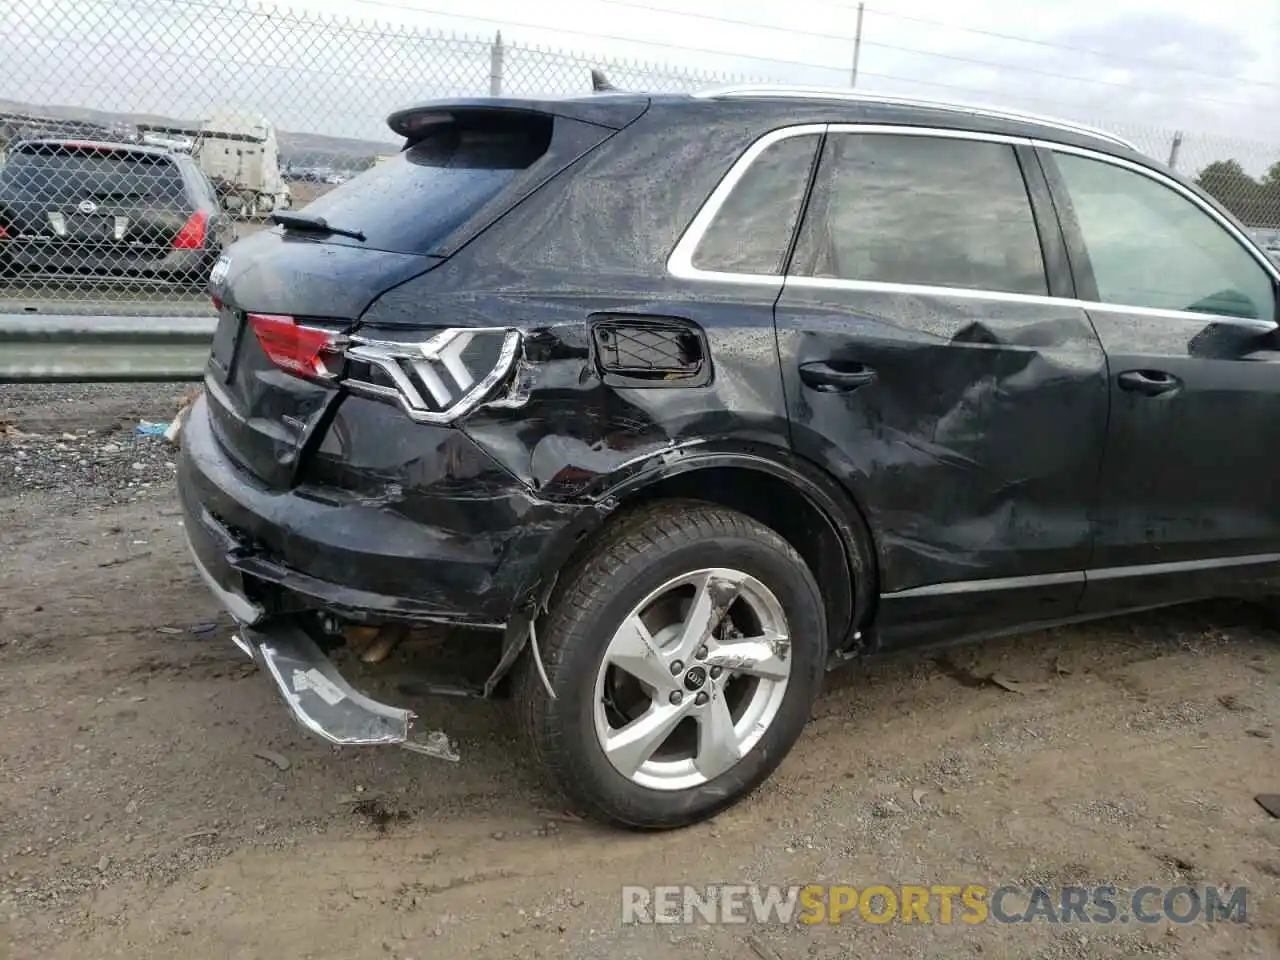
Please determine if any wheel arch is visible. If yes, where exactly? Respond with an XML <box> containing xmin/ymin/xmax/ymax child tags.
<box><xmin>534</xmin><ymin>451</ymin><xmax>880</xmax><ymax>657</ymax></box>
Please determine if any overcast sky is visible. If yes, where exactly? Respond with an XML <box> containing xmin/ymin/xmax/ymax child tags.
<box><xmin>3</xmin><ymin>0</ymin><xmax>1278</xmax><ymax>172</ymax></box>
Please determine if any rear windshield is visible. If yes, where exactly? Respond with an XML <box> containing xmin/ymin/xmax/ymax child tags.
<box><xmin>0</xmin><ymin>146</ymin><xmax>186</xmax><ymax>205</ymax></box>
<box><xmin>296</xmin><ymin>116</ymin><xmax>553</xmax><ymax>255</ymax></box>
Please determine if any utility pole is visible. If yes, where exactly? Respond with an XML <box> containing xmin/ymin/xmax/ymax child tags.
<box><xmin>850</xmin><ymin>3</ymin><xmax>865</xmax><ymax>88</ymax></box>
<box><xmin>1167</xmin><ymin>130</ymin><xmax>1183</xmax><ymax>171</ymax></box>
<box><xmin>489</xmin><ymin>31</ymin><xmax>505</xmax><ymax>97</ymax></box>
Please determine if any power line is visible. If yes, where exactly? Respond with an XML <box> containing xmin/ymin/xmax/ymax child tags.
<box><xmin>47</xmin><ymin>0</ymin><xmax>1277</xmax><ymax>129</ymax></box>
<box><xmin>226</xmin><ymin>0</ymin><xmax>1186</xmax><ymax>117</ymax></box>
<box><xmin>858</xmin><ymin>4</ymin><xmax>1280</xmax><ymax>90</ymax></box>
<box><xmin>590</xmin><ymin>0</ymin><xmax>1266</xmax><ymax>108</ymax></box>
<box><xmin>157</xmin><ymin>0</ymin><xmax>835</xmax><ymax>75</ymax></box>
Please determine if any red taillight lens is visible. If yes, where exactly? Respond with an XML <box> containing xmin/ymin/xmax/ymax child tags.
<box><xmin>0</xmin><ymin>224</ymin><xmax>10</xmax><ymax>241</ymax></box>
<box><xmin>173</xmin><ymin>210</ymin><xmax>208</xmax><ymax>249</ymax></box>
<box><xmin>249</xmin><ymin>313</ymin><xmax>344</xmax><ymax>380</ymax></box>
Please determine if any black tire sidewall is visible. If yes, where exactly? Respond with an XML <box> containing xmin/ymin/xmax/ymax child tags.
<box><xmin>544</xmin><ymin>526</ymin><xmax>826</xmax><ymax>827</ymax></box>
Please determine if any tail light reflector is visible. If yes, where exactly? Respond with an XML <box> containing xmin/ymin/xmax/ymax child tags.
<box><xmin>249</xmin><ymin>313</ymin><xmax>345</xmax><ymax>380</ymax></box>
<box><xmin>247</xmin><ymin>315</ymin><xmax>521</xmax><ymax>423</ymax></box>
<box><xmin>173</xmin><ymin>209</ymin><xmax>208</xmax><ymax>249</ymax></box>
<box><xmin>0</xmin><ymin>225</ymin><xmax>9</xmax><ymax>241</ymax></box>
<box><xmin>344</xmin><ymin>328</ymin><xmax>521</xmax><ymax>424</ymax></box>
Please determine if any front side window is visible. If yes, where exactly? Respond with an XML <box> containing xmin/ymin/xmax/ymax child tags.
<box><xmin>690</xmin><ymin>133</ymin><xmax>821</xmax><ymax>276</ymax></box>
<box><xmin>1054</xmin><ymin>152</ymin><xmax>1276</xmax><ymax>321</ymax></box>
<box><xmin>790</xmin><ymin>133</ymin><xmax>1048</xmax><ymax>296</ymax></box>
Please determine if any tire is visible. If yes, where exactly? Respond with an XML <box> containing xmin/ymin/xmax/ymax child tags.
<box><xmin>517</xmin><ymin>499</ymin><xmax>827</xmax><ymax>829</ymax></box>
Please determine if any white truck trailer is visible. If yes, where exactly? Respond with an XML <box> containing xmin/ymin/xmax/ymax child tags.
<box><xmin>192</xmin><ymin>108</ymin><xmax>291</xmax><ymax>219</ymax></box>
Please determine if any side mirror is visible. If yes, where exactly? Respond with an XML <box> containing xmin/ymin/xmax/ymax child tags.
<box><xmin>1188</xmin><ymin>320</ymin><xmax>1277</xmax><ymax>360</ymax></box>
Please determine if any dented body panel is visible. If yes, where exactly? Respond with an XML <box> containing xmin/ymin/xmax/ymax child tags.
<box><xmin>178</xmin><ymin>88</ymin><xmax>1280</xmax><ymax>753</ymax></box>
<box><xmin>775</xmin><ymin>288</ymin><xmax>1109</xmax><ymax>646</ymax></box>
<box><xmin>180</xmin><ymin>390</ymin><xmax>590</xmax><ymax>626</ymax></box>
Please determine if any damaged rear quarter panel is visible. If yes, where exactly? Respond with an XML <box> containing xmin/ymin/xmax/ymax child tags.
<box><xmin>284</xmin><ymin>394</ymin><xmax>587</xmax><ymax>616</ymax></box>
<box><xmin>462</xmin><ymin>295</ymin><xmax>792</xmax><ymax>499</ymax></box>
<box><xmin>359</xmin><ymin>102</ymin><xmax>802</xmax><ymax>503</ymax></box>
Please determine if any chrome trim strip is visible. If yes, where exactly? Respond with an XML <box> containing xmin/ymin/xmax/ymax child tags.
<box><xmin>667</xmin><ymin>123</ymin><xmax>1280</xmax><ymax>326</ymax></box>
<box><xmin>882</xmin><ymin>552</ymin><xmax>1280</xmax><ymax>600</ymax></box>
<box><xmin>1087</xmin><ymin>551</ymin><xmax>1280</xmax><ymax>581</ymax></box>
<box><xmin>1032</xmin><ymin>139</ymin><xmax>1280</xmax><ymax>285</ymax></box>
<box><xmin>783</xmin><ymin>276</ymin><xmax>1061</xmax><ymax>308</ymax></box>
<box><xmin>691</xmin><ymin>85</ymin><xmax>1138</xmax><ymax>151</ymax></box>
<box><xmin>825</xmin><ymin>123</ymin><xmax>1032</xmax><ymax>146</ymax></box>
<box><xmin>882</xmin><ymin>571</ymin><xmax>1083</xmax><ymax>599</ymax></box>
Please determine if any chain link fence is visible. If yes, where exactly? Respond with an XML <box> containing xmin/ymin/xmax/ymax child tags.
<box><xmin>2</xmin><ymin>0</ymin><xmax>1278</xmax><ymax>310</ymax></box>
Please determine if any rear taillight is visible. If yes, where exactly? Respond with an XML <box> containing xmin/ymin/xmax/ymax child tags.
<box><xmin>344</xmin><ymin>328</ymin><xmax>522</xmax><ymax>424</ymax></box>
<box><xmin>173</xmin><ymin>210</ymin><xmax>208</xmax><ymax>249</ymax></box>
<box><xmin>249</xmin><ymin>315</ymin><xmax>520</xmax><ymax>423</ymax></box>
<box><xmin>0</xmin><ymin>224</ymin><xmax>9</xmax><ymax>241</ymax></box>
<box><xmin>249</xmin><ymin>313</ymin><xmax>345</xmax><ymax>381</ymax></box>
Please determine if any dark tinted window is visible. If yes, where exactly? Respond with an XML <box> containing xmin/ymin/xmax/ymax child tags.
<box><xmin>0</xmin><ymin>145</ymin><xmax>186</xmax><ymax>206</ymax></box>
<box><xmin>297</xmin><ymin>116</ymin><xmax>553</xmax><ymax>255</ymax></box>
<box><xmin>691</xmin><ymin>133</ymin><xmax>820</xmax><ymax>275</ymax></box>
<box><xmin>792</xmin><ymin>134</ymin><xmax>1047</xmax><ymax>296</ymax></box>
<box><xmin>1055</xmin><ymin>152</ymin><xmax>1275</xmax><ymax>320</ymax></box>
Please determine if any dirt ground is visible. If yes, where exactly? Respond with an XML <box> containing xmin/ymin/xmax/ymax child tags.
<box><xmin>1</xmin><ymin>385</ymin><xmax>1277</xmax><ymax>960</ymax></box>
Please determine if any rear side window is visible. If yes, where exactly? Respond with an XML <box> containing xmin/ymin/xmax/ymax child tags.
<box><xmin>296</xmin><ymin>115</ymin><xmax>554</xmax><ymax>255</ymax></box>
<box><xmin>791</xmin><ymin>133</ymin><xmax>1048</xmax><ymax>296</ymax></box>
<box><xmin>690</xmin><ymin>133</ymin><xmax>821</xmax><ymax>275</ymax></box>
<box><xmin>0</xmin><ymin>145</ymin><xmax>186</xmax><ymax>206</ymax></box>
<box><xmin>1053</xmin><ymin>152</ymin><xmax>1275</xmax><ymax>320</ymax></box>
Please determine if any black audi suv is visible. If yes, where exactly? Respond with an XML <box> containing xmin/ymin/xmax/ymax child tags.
<box><xmin>177</xmin><ymin>85</ymin><xmax>1280</xmax><ymax>828</ymax></box>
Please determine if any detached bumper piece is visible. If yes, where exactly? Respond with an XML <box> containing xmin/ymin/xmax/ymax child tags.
<box><xmin>237</xmin><ymin>620</ymin><xmax>460</xmax><ymax>762</ymax></box>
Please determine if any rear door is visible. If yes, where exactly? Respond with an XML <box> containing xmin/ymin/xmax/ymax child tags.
<box><xmin>771</xmin><ymin>126</ymin><xmax>1109</xmax><ymax>646</ymax></box>
<box><xmin>1038</xmin><ymin>145</ymin><xmax>1280</xmax><ymax>612</ymax></box>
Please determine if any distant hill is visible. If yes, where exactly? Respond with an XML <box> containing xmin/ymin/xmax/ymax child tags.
<box><xmin>0</xmin><ymin>98</ymin><xmax>395</xmax><ymax>165</ymax></box>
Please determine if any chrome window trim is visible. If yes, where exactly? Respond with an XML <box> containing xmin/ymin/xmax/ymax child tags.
<box><xmin>666</xmin><ymin>123</ymin><xmax>1280</xmax><ymax>328</ymax></box>
<box><xmin>690</xmin><ymin>85</ymin><xmax>1138</xmax><ymax>151</ymax></box>
<box><xmin>666</xmin><ymin>122</ymin><xmax>826</xmax><ymax>288</ymax></box>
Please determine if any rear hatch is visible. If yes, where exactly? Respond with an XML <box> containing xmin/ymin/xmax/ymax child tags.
<box><xmin>203</xmin><ymin>98</ymin><xmax>648</xmax><ymax>489</ymax></box>
<box><xmin>0</xmin><ymin>143</ymin><xmax>197</xmax><ymax>268</ymax></box>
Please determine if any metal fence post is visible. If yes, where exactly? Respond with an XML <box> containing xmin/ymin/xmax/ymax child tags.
<box><xmin>849</xmin><ymin>3</ymin><xmax>865</xmax><ymax>88</ymax></box>
<box><xmin>1167</xmin><ymin>131</ymin><xmax>1183</xmax><ymax>171</ymax></box>
<box><xmin>490</xmin><ymin>31</ymin><xmax>505</xmax><ymax>96</ymax></box>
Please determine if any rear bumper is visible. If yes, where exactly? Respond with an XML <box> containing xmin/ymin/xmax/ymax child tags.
<box><xmin>177</xmin><ymin>391</ymin><xmax>589</xmax><ymax>629</ymax></box>
<box><xmin>203</xmin><ymin>593</ymin><xmax>458</xmax><ymax>758</ymax></box>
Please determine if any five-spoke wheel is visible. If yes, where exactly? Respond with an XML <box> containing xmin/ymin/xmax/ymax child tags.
<box><xmin>519</xmin><ymin>501</ymin><xmax>827</xmax><ymax>829</ymax></box>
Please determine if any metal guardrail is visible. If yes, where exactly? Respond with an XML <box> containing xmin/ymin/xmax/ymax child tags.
<box><xmin>0</xmin><ymin>315</ymin><xmax>215</xmax><ymax>382</ymax></box>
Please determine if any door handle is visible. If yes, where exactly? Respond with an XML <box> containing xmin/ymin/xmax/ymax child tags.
<box><xmin>1117</xmin><ymin>369</ymin><xmax>1181</xmax><ymax>396</ymax></box>
<box><xmin>799</xmin><ymin>361</ymin><xmax>877</xmax><ymax>393</ymax></box>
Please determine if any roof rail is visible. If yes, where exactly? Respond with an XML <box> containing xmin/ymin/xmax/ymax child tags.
<box><xmin>691</xmin><ymin>85</ymin><xmax>1138</xmax><ymax>151</ymax></box>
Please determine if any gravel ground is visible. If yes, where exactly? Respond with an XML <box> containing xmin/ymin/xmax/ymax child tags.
<box><xmin>0</xmin><ymin>383</ymin><xmax>190</xmax><ymax>503</ymax></box>
<box><xmin>1</xmin><ymin>384</ymin><xmax>1278</xmax><ymax>960</ymax></box>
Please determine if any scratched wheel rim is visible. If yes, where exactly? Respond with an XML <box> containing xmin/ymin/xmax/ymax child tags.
<box><xmin>592</xmin><ymin>567</ymin><xmax>792</xmax><ymax>791</ymax></box>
